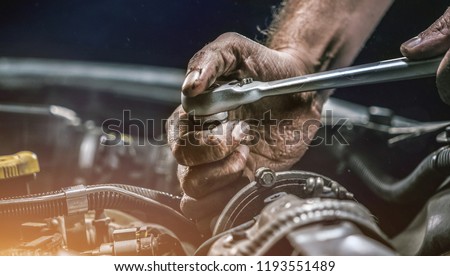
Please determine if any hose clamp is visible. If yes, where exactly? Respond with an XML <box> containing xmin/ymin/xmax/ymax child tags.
<box><xmin>63</xmin><ymin>185</ymin><xmax>89</xmax><ymax>216</ymax></box>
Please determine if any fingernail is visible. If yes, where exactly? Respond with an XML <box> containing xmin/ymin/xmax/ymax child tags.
<box><xmin>182</xmin><ymin>70</ymin><xmax>200</xmax><ymax>96</ymax></box>
<box><xmin>402</xmin><ymin>36</ymin><xmax>422</xmax><ymax>49</ymax></box>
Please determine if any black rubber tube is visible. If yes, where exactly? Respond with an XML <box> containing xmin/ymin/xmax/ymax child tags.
<box><xmin>346</xmin><ymin>146</ymin><xmax>450</xmax><ymax>204</ymax></box>
<box><xmin>0</xmin><ymin>184</ymin><xmax>200</xmax><ymax>245</ymax></box>
<box><xmin>99</xmin><ymin>184</ymin><xmax>182</xmax><ymax>211</ymax></box>
<box><xmin>236</xmin><ymin>198</ymin><xmax>393</xmax><ymax>256</ymax></box>
<box><xmin>0</xmin><ymin>190</ymin><xmax>67</xmax><ymax>218</ymax></box>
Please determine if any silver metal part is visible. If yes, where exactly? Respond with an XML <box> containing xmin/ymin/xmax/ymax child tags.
<box><xmin>209</xmin><ymin>195</ymin><xmax>391</xmax><ymax>256</ymax></box>
<box><xmin>182</xmin><ymin>57</ymin><xmax>441</xmax><ymax>116</ymax></box>
<box><xmin>191</xmin><ymin>112</ymin><xmax>229</xmax><ymax>128</ymax></box>
<box><xmin>239</xmin><ymin>78</ymin><xmax>253</xmax><ymax>86</ymax></box>
<box><xmin>63</xmin><ymin>185</ymin><xmax>89</xmax><ymax>216</ymax></box>
<box><xmin>255</xmin><ymin>167</ymin><xmax>276</xmax><ymax>188</ymax></box>
<box><xmin>112</xmin><ymin>228</ymin><xmax>141</xmax><ymax>256</ymax></box>
<box><xmin>213</xmin><ymin>169</ymin><xmax>353</xmax><ymax>235</ymax></box>
<box><xmin>436</xmin><ymin>126</ymin><xmax>450</xmax><ymax>144</ymax></box>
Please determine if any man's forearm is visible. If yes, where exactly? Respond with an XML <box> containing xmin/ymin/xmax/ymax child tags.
<box><xmin>268</xmin><ymin>0</ymin><xmax>393</xmax><ymax>72</ymax></box>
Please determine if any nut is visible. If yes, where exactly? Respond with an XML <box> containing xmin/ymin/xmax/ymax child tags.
<box><xmin>255</xmin><ymin>167</ymin><xmax>276</xmax><ymax>187</ymax></box>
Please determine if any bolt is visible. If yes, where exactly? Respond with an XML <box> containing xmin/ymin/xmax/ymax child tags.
<box><xmin>255</xmin><ymin>167</ymin><xmax>276</xmax><ymax>187</ymax></box>
<box><xmin>305</xmin><ymin>177</ymin><xmax>316</xmax><ymax>194</ymax></box>
<box><xmin>239</xmin><ymin>78</ymin><xmax>253</xmax><ymax>86</ymax></box>
<box><xmin>312</xmin><ymin>177</ymin><xmax>324</xmax><ymax>197</ymax></box>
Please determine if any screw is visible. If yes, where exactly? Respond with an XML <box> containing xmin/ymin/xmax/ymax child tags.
<box><xmin>255</xmin><ymin>167</ymin><xmax>276</xmax><ymax>187</ymax></box>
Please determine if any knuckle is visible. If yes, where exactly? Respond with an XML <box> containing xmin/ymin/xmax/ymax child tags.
<box><xmin>180</xmin><ymin>195</ymin><xmax>197</xmax><ymax>219</ymax></box>
<box><xmin>429</xmin><ymin>11</ymin><xmax>450</xmax><ymax>37</ymax></box>
<box><xmin>187</xmin><ymin>50</ymin><xmax>207</xmax><ymax>70</ymax></box>
<box><xmin>179</xmin><ymin>172</ymin><xmax>203</xmax><ymax>198</ymax></box>
<box><xmin>188</xmin><ymin>34</ymin><xmax>242</xmax><ymax>66</ymax></box>
<box><xmin>445</xmin><ymin>7</ymin><xmax>450</xmax><ymax>19</ymax></box>
<box><xmin>181</xmin><ymin>180</ymin><xmax>202</xmax><ymax>199</ymax></box>
<box><xmin>180</xmin><ymin>177</ymin><xmax>193</xmax><ymax>196</ymax></box>
<box><xmin>216</xmin><ymin>32</ymin><xmax>241</xmax><ymax>41</ymax></box>
<box><xmin>178</xmin><ymin>167</ymin><xmax>203</xmax><ymax>199</ymax></box>
<box><xmin>171</xmin><ymin>143</ymin><xmax>193</xmax><ymax>166</ymax></box>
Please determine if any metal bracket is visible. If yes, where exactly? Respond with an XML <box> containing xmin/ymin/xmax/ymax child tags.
<box><xmin>63</xmin><ymin>185</ymin><xmax>89</xmax><ymax>216</ymax></box>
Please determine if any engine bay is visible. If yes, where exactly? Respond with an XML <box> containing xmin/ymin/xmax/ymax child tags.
<box><xmin>0</xmin><ymin>58</ymin><xmax>449</xmax><ymax>256</ymax></box>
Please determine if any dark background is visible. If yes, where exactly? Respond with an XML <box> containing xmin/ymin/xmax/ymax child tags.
<box><xmin>0</xmin><ymin>0</ymin><xmax>449</xmax><ymax>121</ymax></box>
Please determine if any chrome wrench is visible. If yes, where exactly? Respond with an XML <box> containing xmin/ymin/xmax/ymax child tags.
<box><xmin>181</xmin><ymin>56</ymin><xmax>441</xmax><ymax>119</ymax></box>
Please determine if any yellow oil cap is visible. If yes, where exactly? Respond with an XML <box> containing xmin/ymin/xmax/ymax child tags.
<box><xmin>0</xmin><ymin>151</ymin><xmax>40</xmax><ymax>180</ymax></box>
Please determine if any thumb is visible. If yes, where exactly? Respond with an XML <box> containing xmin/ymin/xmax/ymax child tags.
<box><xmin>401</xmin><ymin>8</ymin><xmax>450</xmax><ymax>60</ymax></box>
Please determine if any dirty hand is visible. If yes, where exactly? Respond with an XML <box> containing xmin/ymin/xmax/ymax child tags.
<box><xmin>401</xmin><ymin>8</ymin><xmax>450</xmax><ymax>105</ymax></box>
<box><xmin>167</xmin><ymin>33</ymin><xmax>325</xmax><ymax>232</ymax></box>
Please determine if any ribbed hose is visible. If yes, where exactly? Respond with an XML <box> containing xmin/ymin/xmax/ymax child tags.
<box><xmin>236</xmin><ymin>198</ymin><xmax>393</xmax><ymax>256</ymax></box>
<box><xmin>0</xmin><ymin>190</ymin><xmax>67</xmax><ymax>218</ymax></box>
<box><xmin>0</xmin><ymin>184</ymin><xmax>200</xmax><ymax>244</ymax></box>
<box><xmin>346</xmin><ymin>146</ymin><xmax>450</xmax><ymax>204</ymax></box>
<box><xmin>98</xmin><ymin>184</ymin><xmax>182</xmax><ymax>211</ymax></box>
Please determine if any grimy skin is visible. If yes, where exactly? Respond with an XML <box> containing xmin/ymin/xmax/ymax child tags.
<box><xmin>166</xmin><ymin>0</ymin><xmax>450</xmax><ymax>233</ymax></box>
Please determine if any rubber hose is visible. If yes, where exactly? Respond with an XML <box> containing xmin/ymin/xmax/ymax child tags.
<box><xmin>98</xmin><ymin>184</ymin><xmax>181</xmax><ymax>211</ymax></box>
<box><xmin>0</xmin><ymin>190</ymin><xmax>67</xmax><ymax>218</ymax></box>
<box><xmin>346</xmin><ymin>146</ymin><xmax>450</xmax><ymax>204</ymax></box>
<box><xmin>0</xmin><ymin>184</ymin><xmax>199</xmax><ymax>244</ymax></box>
<box><xmin>0</xmin><ymin>184</ymin><xmax>181</xmax><ymax>217</ymax></box>
<box><xmin>237</xmin><ymin>198</ymin><xmax>392</xmax><ymax>256</ymax></box>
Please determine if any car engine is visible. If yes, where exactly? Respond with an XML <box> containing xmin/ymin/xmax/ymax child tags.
<box><xmin>0</xmin><ymin>58</ymin><xmax>449</xmax><ymax>256</ymax></box>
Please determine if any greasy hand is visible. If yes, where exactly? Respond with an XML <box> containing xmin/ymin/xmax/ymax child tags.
<box><xmin>401</xmin><ymin>8</ymin><xmax>450</xmax><ymax>105</ymax></box>
<box><xmin>167</xmin><ymin>33</ymin><xmax>324</xmax><ymax>233</ymax></box>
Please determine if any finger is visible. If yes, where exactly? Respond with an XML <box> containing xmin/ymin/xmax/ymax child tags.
<box><xmin>178</xmin><ymin>145</ymin><xmax>249</xmax><ymax>198</ymax></box>
<box><xmin>170</xmin><ymin>118</ymin><xmax>249</xmax><ymax>167</ymax></box>
<box><xmin>166</xmin><ymin>106</ymin><xmax>190</xmax><ymax>149</ymax></box>
<box><xmin>401</xmin><ymin>8</ymin><xmax>450</xmax><ymax>59</ymax></box>
<box><xmin>167</xmin><ymin>106</ymin><xmax>249</xmax><ymax>166</ymax></box>
<box><xmin>181</xmin><ymin>32</ymin><xmax>258</xmax><ymax>97</ymax></box>
<box><xmin>181</xmin><ymin>50</ymin><xmax>231</xmax><ymax>97</ymax></box>
<box><xmin>180</xmin><ymin>176</ymin><xmax>249</xmax><ymax>220</ymax></box>
<box><xmin>437</xmin><ymin>50</ymin><xmax>450</xmax><ymax>105</ymax></box>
